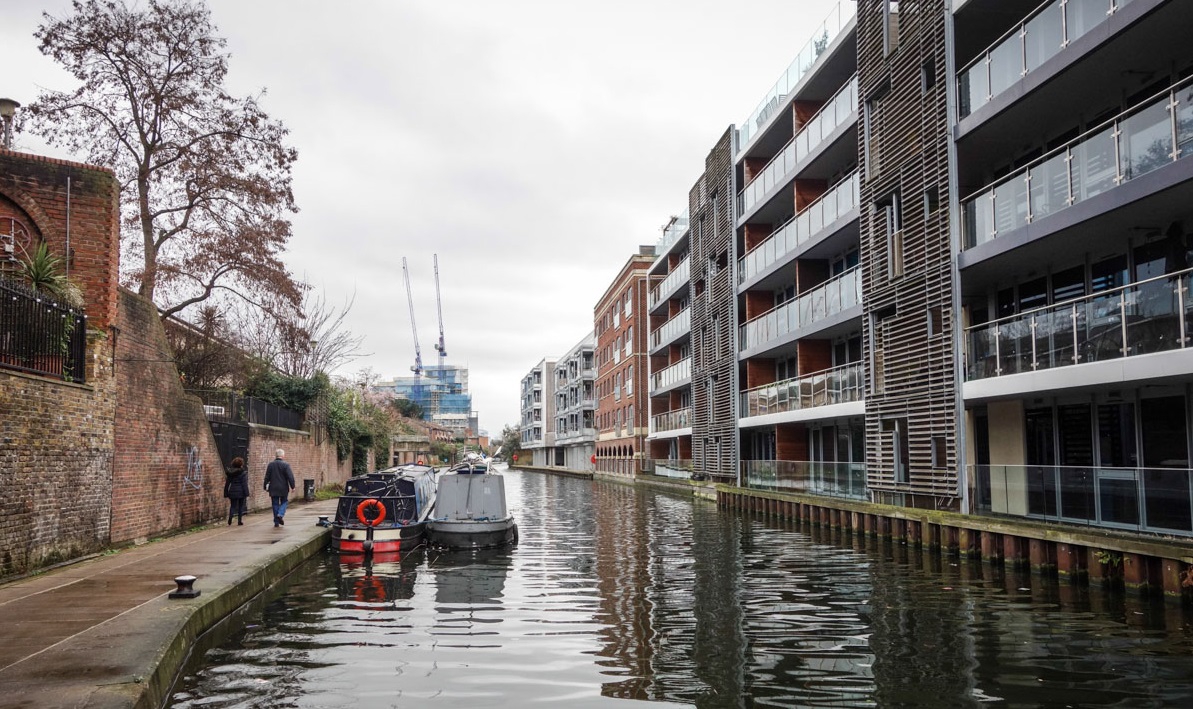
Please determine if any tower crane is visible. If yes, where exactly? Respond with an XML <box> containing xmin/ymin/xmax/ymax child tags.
<box><xmin>432</xmin><ymin>253</ymin><xmax>447</xmax><ymax>370</ymax></box>
<box><xmin>402</xmin><ymin>257</ymin><xmax>423</xmax><ymax>377</ymax></box>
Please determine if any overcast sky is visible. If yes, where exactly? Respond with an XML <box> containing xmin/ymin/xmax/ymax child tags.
<box><xmin>1</xmin><ymin>0</ymin><xmax>842</xmax><ymax>434</ymax></box>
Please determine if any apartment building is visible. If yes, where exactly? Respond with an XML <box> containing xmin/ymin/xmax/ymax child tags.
<box><xmin>519</xmin><ymin>357</ymin><xmax>556</xmax><ymax>467</ymax></box>
<box><xmin>646</xmin><ymin>212</ymin><xmax>694</xmax><ymax>475</ymax></box>
<box><xmin>595</xmin><ymin>247</ymin><xmax>655</xmax><ymax>476</ymax></box>
<box><xmin>554</xmin><ymin>332</ymin><xmax>598</xmax><ymax>470</ymax></box>
<box><xmin>733</xmin><ymin>2</ymin><xmax>866</xmax><ymax>497</ymax></box>
<box><xmin>637</xmin><ymin>0</ymin><xmax>1193</xmax><ymax>538</ymax></box>
<box><xmin>954</xmin><ymin>0</ymin><xmax>1193</xmax><ymax>534</ymax></box>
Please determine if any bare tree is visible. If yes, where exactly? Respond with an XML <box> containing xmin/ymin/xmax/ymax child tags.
<box><xmin>236</xmin><ymin>286</ymin><xmax>365</xmax><ymax>379</ymax></box>
<box><xmin>25</xmin><ymin>0</ymin><xmax>303</xmax><ymax>319</ymax></box>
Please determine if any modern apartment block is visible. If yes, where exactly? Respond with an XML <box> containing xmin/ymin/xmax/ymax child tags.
<box><xmin>554</xmin><ymin>332</ymin><xmax>598</xmax><ymax>470</ymax></box>
<box><xmin>954</xmin><ymin>0</ymin><xmax>1193</xmax><ymax>534</ymax></box>
<box><xmin>638</xmin><ymin>0</ymin><xmax>1193</xmax><ymax>537</ymax></box>
<box><xmin>595</xmin><ymin>247</ymin><xmax>655</xmax><ymax>476</ymax></box>
<box><xmin>646</xmin><ymin>213</ymin><xmax>694</xmax><ymax>474</ymax></box>
<box><xmin>519</xmin><ymin>357</ymin><xmax>556</xmax><ymax>467</ymax></box>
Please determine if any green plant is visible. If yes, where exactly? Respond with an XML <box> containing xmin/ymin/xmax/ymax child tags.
<box><xmin>1095</xmin><ymin>550</ymin><xmax>1123</xmax><ymax>567</ymax></box>
<box><xmin>20</xmin><ymin>242</ymin><xmax>83</xmax><ymax>307</ymax></box>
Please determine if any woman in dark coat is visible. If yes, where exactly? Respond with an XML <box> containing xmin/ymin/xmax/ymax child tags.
<box><xmin>224</xmin><ymin>456</ymin><xmax>250</xmax><ymax>525</ymax></box>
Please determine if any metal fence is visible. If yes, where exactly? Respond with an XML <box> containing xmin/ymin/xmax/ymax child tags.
<box><xmin>0</xmin><ymin>277</ymin><xmax>87</xmax><ymax>383</ymax></box>
<box><xmin>187</xmin><ymin>389</ymin><xmax>305</xmax><ymax>431</ymax></box>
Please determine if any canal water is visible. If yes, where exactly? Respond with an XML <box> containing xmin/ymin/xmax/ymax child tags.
<box><xmin>170</xmin><ymin>471</ymin><xmax>1193</xmax><ymax>708</ymax></box>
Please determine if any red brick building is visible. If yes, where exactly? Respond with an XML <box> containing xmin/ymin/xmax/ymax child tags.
<box><xmin>594</xmin><ymin>246</ymin><xmax>654</xmax><ymax>476</ymax></box>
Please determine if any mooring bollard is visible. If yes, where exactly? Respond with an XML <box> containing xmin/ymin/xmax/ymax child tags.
<box><xmin>169</xmin><ymin>574</ymin><xmax>201</xmax><ymax>599</ymax></box>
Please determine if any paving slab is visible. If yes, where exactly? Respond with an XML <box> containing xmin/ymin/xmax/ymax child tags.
<box><xmin>0</xmin><ymin>499</ymin><xmax>337</xmax><ymax>709</ymax></box>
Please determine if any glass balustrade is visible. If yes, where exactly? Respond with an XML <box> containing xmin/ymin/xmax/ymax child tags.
<box><xmin>649</xmin><ymin>256</ymin><xmax>691</xmax><ymax>309</ymax></box>
<box><xmin>973</xmin><ymin>462</ymin><xmax>1193</xmax><ymax>536</ymax></box>
<box><xmin>654</xmin><ymin>209</ymin><xmax>689</xmax><ymax>257</ymax></box>
<box><xmin>650</xmin><ymin>357</ymin><xmax>692</xmax><ymax>392</ymax></box>
<box><xmin>739</xmin><ymin>268</ymin><xmax>861</xmax><ymax>351</ymax></box>
<box><xmin>739</xmin><ymin>361</ymin><xmax>864</xmax><ymax>418</ymax></box>
<box><xmin>742</xmin><ymin>459</ymin><xmax>867</xmax><ymax>500</ymax></box>
<box><xmin>643</xmin><ymin>459</ymin><xmax>695</xmax><ymax>479</ymax></box>
<box><xmin>963</xmin><ymin>76</ymin><xmax>1193</xmax><ymax>248</ymax></box>
<box><xmin>738</xmin><ymin>0</ymin><xmax>857</xmax><ymax>151</ymax></box>
<box><xmin>966</xmin><ymin>268</ymin><xmax>1192</xmax><ymax>380</ymax></box>
<box><xmin>738</xmin><ymin>172</ymin><xmax>860</xmax><ymax>285</ymax></box>
<box><xmin>959</xmin><ymin>0</ymin><xmax>1131</xmax><ymax>118</ymax></box>
<box><xmin>737</xmin><ymin>77</ymin><xmax>858</xmax><ymax>218</ymax></box>
<box><xmin>651</xmin><ymin>407</ymin><xmax>692</xmax><ymax>434</ymax></box>
<box><xmin>650</xmin><ymin>308</ymin><xmax>691</xmax><ymax>350</ymax></box>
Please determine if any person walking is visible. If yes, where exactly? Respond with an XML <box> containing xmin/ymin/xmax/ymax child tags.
<box><xmin>264</xmin><ymin>449</ymin><xmax>296</xmax><ymax>527</ymax></box>
<box><xmin>223</xmin><ymin>456</ymin><xmax>249</xmax><ymax>525</ymax></box>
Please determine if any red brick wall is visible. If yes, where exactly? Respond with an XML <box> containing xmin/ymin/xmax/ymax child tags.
<box><xmin>798</xmin><ymin>340</ymin><xmax>833</xmax><ymax>375</ymax></box>
<box><xmin>776</xmin><ymin>422</ymin><xmax>808</xmax><ymax>460</ymax></box>
<box><xmin>742</xmin><ymin>223</ymin><xmax>774</xmax><ymax>254</ymax></box>
<box><xmin>111</xmin><ymin>289</ymin><xmax>353</xmax><ymax>543</ymax></box>
<box><xmin>794</xmin><ymin>179</ymin><xmax>828</xmax><ymax>212</ymax></box>
<box><xmin>0</xmin><ymin>149</ymin><xmax>120</xmax><ymax>330</ymax></box>
<box><xmin>745</xmin><ymin>359</ymin><xmax>777</xmax><ymax>388</ymax></box>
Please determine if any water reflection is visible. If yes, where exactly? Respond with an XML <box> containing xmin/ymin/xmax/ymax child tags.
<box><xmin>173</xmin><ymin>472</ymin><xmax>1193</xmax><ymax>709</ymax></box>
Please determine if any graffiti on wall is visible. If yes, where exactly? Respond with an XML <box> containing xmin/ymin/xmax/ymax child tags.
<box><xmin>183</xmin><ymin>445</ymin><xmax>203</xmax><ymax>491</ymax></box>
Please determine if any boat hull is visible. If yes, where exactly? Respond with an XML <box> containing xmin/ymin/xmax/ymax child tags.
<box><xmin>332</xmin><ymin>522</ymin><xmax>427</xmax><ymax>553</ymax></box>
<box><xmin>426</xmin><ymin>518</ymin><xmax>517</xmax><ymax>550</ymax></box>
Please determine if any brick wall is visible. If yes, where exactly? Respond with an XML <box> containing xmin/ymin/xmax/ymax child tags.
<box><xmin>0</xmin><ymin>149</ymin><xmax>119</xmax><ymax>576</ymax></box>
<box><xmin>111</xmin><ymin>289</ymin><xmax>352</xmax><ymax>543</ymax></box>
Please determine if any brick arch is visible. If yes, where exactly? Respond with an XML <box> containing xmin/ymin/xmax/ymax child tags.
<box><xmin>0</xmin><ymin>180</ymin><xmax>62</xmax><ymax>248</ymax></box>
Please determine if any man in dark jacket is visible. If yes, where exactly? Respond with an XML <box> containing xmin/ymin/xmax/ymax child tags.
<box><xmin>264</xmin><ymin>449</ymin><xmax>296</xmax><ymax>527</ymax></box>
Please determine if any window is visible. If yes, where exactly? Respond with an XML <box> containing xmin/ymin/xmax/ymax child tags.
<box><xmin>883</xmin><ymin>1</ymin><xmax>901</xmax><ymax>56</ymax></box>
<box><xmin>876</xmin><ymin>191</ymin><xmax>903</xmax><ymax>278</ymax></box>
<box><xmin>625</xmin><ymin>365</ymin><xmax>633</xmax><ymax>395</ymax></box>
<box><xmin>924</xmin><ymin>184</ymin><xmax>940</xmax><ymax>213</ymax></box>
<box><xmin>928</xmin><ymin>306</ymin><xmax>943</xmax><ymax>337</ymax></box>
<box><xmin>882</xmin><ymin>417</ymin><xmax>910</xmax><ymax>483</ymax></box>
<box><xmin>931</xmin><ymin>435</ymin><xmax>947</xmax><ymax>469</ymax></box>
<box><xmin>864</xmin><ymin>80</ymin><xmax>891</xmax><ymax>178</ymax></box>
<box><xmin>625</xmin><ymin>326</ymin><xmax>633</xmax><ymax>355</ymax></box>
<box><xmin>921</xmin><ymin>56</ymin><xmax>936</xmax><ymax>93</ymax></box>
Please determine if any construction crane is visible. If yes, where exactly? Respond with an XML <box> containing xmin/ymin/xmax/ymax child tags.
<box><xmin>402</xmin><ymin>257</ymin><xmax>423</xmax><ymax>376</ymax></box>
<box><xmin>432</xmin><ymin>253</ymin><xmax>447</xmax><ymax>370</ymax></box>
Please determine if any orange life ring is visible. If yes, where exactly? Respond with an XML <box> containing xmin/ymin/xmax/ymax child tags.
<box><xmin>356</xmin><ymin>498</ymin><xmax>386</xmax><ymax>526</ymax></box>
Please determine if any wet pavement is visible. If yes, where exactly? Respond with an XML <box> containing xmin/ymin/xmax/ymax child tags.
<box><xmin>0</xmin><ymin>499</ymin><xmax>337</xmax><ymax>709</ymax></box>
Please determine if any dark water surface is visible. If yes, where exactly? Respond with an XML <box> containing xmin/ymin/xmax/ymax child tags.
<box><xmin>170</xmin><ymin>472</ymin><xmax>1193</xmax><ymax>708</ymax></box>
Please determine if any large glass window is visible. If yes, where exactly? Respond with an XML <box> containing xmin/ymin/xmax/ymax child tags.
<box><xmin>1142</xmin><ymin>396</ymin><xmax>1191</xmax><ymax>531</ymax></box>
<box><xmin>1026</xmin><ymin>408</ymin><xmax>1057</xmax><ymax>517</ymax></box>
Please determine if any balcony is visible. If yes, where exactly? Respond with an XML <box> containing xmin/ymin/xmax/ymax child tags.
<box><xmin>650</xmin><ymin>307</ymin><xmax>691</xmax><ymax>351</ymax></box>
<box><xmin>962</xmin><ymin>75</ymin><xmax>1193</xmax><ymax>250</ymax></box>
<box><xmin>650</xmin><ymin>357</ymin><xmax>692</xmax><ymax>393</ymax></box>
<box><xmin>649</xmin><ymin>256</ymin><xmax>691</xmax><ymax>310</ymax></box>
<box><xmin>967</xmin><ymin>268</ymin><xmax>1193</xmax><ymax>381</ymax></box>
<box><xmin>739</xmin><ymin>361</ymin><xmax>864</xmax><ymax>419</ymax></box>
<box><xmin>958</xmin><ymin>0</ymin><xmax>1135</xmax><ymax>119</ymax></box>
<box><xmin>974</xmin><ymin>463</ymin><xmax>1193</xmax><ymax>537</ymax></box>
<box><xmin>742</xmin><ymin>460</ymin><xmax>867</xmax><ymax>500</ymax></box>
<box><xmin>556</xmin><ymin>426</ymin><xmax>596</xmax><ymax>443</ymax></box>
<box><xmin>737</xmin><ymin>0</ymin><xmax>857</xmax><ymax>151</ymax></box>
<box><xmin>738</xmin><ymin>172</ymin><xmax>859</xmax><ymax>286</ymax></box>
<box><xmin>643</xmin><ymin>459</ymin><xmax>695</xmax><ymax>479</ymax></box>
<box><xmin>654</xmin><ymin>209</ymin><xmax>689</xmax><ymax>259</ymax></box>
<box><xmin>739</xmin><ymin>267</ymin><xmax>861</xmax><ymax>353</ymax></box>
<box><xmin>651</xmin><ymin>407</ymin><xmax>691</xmax><ymax>434</ymax></box>
<box><xmin>737</xmin><ymin>77</ymin><xmax>858</xmax><ymax>219</ymax></box>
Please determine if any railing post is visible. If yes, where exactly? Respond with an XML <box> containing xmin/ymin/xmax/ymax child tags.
<box><xmin>1120</xmin><ymin>293</ymin><xmax>1129</xmax><ymax>356</ymax></box>
<box><xmin>1071</xmin><ymin>304</ymin><xmax>1080</xmax><ymax>364</ymax></box>
<box><xmin>1030</xmin><ymin>316</ymin><xmax>1038</xmax><ymax>370</ymax></box>
<box><xmin>1178</xmin><ymin>277</ymin><xmax>1187</xmax><ymax>346</ymax></box>
<box><xmin>994</xmin><ymin>327</ymin><xmax>1002</xmax><ymax>376</ymax></box>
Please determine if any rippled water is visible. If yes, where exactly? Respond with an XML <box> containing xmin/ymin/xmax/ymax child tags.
<box><xmin>171</xmin><ymin>472</ymin><xmax>1193</xmax><ymax>708</ymax></box>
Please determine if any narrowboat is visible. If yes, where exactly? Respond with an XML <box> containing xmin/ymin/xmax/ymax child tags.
<box><xmin>426</xmin><ymin>455</ymin><xmax>518</xmax><ymax>550</ymax></box>
<box><xmin>331</xmin><ymin>463</ymin><xmax>438</xmax><ymax>554</ymax></box>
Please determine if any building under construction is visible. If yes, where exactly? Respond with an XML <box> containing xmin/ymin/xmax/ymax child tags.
<box><xmin>377</xmin><ymin>365</ymin><xmax>477</xmax><ymax>438</ymax></box>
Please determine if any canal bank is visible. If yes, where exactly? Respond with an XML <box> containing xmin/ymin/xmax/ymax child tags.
<box><xmin>717</xmin><ymin>485</ymin><xmax>1193</xmax><ymax>601</ymax></box>
<box><xmin>0</xmin><ymin>499</ymin><xmax>337</xmax><ymax>709</ymax></box>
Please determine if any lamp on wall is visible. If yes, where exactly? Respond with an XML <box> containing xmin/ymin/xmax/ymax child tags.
<box><xmin>0</xmin><ymin>98</ymin><xmax>19</xmax><ymax>149</ymax></box>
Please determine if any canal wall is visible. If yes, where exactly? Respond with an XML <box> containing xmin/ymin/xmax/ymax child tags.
<box><xmin>718</xmin><ymin>486</ymin><xmax>1193</xmax><ymax>601</ymax></box>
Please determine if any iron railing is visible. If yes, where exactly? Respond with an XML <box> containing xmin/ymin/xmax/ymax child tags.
<box><xmin>188</xmin><ymin>389</ymin><xmax>305</xmax><ymax>430</ymax></box>
<box><xmin>973</xmin><ymin>463</ymin><xmax>1193</xmax><ymax>537</ymax></box>
<box><xmin>0</xmin><ymin>277</ymin><xmax>87</xmax><ymax>383</ymax></box>
<box><xmin>742</xmin><ymin>459</ymin><xmax>867</xmax><ymax>500</ymax></box>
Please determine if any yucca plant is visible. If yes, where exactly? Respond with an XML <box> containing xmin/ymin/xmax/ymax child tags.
<box><xmin>20</xmin><ymin>242</ymin><xmax>83</xmax><ymax>308</ymax></box>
